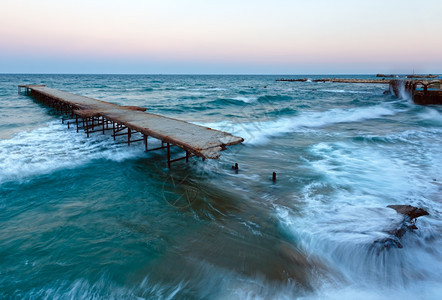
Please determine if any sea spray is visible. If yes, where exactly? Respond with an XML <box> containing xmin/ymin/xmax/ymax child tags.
<box><xmin>0</xmin><ymin>121</ymin><xmax>145</xmax><ymax>184</ymax></box>
<box><xmin>203</xmin><ymin>104</ymin><xmax>397</xmax><ymax>144</ymax></box>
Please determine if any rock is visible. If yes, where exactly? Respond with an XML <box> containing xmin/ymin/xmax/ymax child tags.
<box><xmin>387</xmin><ymin>205</ymin><xmax>429</xmax><ymax>221</ymax></box>
<box><xmin>374</xmin><ymin>205</ymin><xmax>429</xmax><ymax>251</ymax></box>
<box><xmin>374</xmin><ymin>236</ymin><xmax>403</xmax><ymax>249</ymax></box>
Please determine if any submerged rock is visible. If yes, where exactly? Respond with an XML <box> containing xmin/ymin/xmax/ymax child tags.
<box><xmin>387</xmin><ymin>205</ymin><xmax>429</xmax><ymax>221</ymax></box>
<box><xmin>375</xmin><ymin>205</ymin><xmax>429</xmax><ymax>250</ymax></box>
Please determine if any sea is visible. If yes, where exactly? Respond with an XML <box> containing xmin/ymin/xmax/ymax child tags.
<box><xmin>0</xmin><ymin>74</ymin><xmax>441</xmax><ymax>299</ymax></box>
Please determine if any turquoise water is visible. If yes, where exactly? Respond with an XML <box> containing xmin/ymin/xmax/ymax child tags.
<box><xmin>1</xmin><ymin>74</ymin><xmax>441</xmax><ymax>299</ymax></box>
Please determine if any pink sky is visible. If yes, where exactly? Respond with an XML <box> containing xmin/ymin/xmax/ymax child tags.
<box><xmin>1</xmin><ymin>0</ymin><xmax>441</xmax><ymax>74</ymax></box>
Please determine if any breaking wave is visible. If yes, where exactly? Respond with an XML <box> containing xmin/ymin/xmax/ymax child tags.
<box><xmin>205</xmin><ymin>104</ymin><xmax>397</xmax><ymax>144</ymax></box>
<box><xmin>0</xmin><ymin>121</ymin><xmax>145</xmax><ymax>184</ymax></box>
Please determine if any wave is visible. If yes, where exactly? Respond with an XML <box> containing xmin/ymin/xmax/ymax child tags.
<box><xmin>320</xmin><ymin>89</ymin><xmax>374</xmax><ymax>95</ymax></box>
<box><xmin>417</xmin><ymin>107</ymin><xmax>442</xmax><ymax>126</ymax></box>
<box><xmin>272</xmin><ymin>106</ymin><xmax>298</xmax><ymax>116</ymax></box>
<box><xmin>257</xmin><ymin>95</ymin><xmax>293</xmax><ymax>102</ymax></box>
<box><xmin>277</xmin><ymin>196</ymin><xmax>442</xmax><ymax>297</ymax></box>
<box><xmin>204</xmin><ymin>94</ymin><xmax>295</xmax><ymax>109</ymax></box>
<box><xmin>275</xmin><ymin>137</ymin><xmax>442</xmax><ymax>295</ymax></box>
<box><xmin>190</xmin><ymin>87</ymin><xmax>229</xmax><ymax>92</ymax></box>
<box><xmin>231</xmin><ymin>96</ymin><xmax>258</xmax><ymax>103</ymax></box>
<box><xmin>140</xmin><ymin>87</ymin><xmax>154</xmax><ymax>92</ymax></box>
<box><xmin>0</xmin><ymin>121</ymin><xmax>145</xmax><ymax>184</ymax></box>
<box><xmin>204</xmin><ymin>104</ymin><xmax>397</xmax><ymax>144</ymax></box>
<box><xmin>19</xmin><ymin>276</ymin><xmax>185</xmax><ymax>299</ymax></box>
<box><xmin>206</xmin><ymin>97</ymin><xmax>254</xmax><ymax>106</ymax></box>
<box><xmin>352</xmin><ymin>128</ymin><xmax>442</xmax><ymax>145</ymax></box>
<box><xmin>206</xmin><ymin>94</ymin><xmax>294</xmax><ymax>106</ymax></box>
<box><xmin>308</xmin><ymin>142</ymin><xmax>425</xmax><ymax>197</ymax></box>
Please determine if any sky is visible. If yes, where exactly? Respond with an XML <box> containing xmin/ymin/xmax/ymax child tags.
<box><xmin>1</xmin><ymin>0</ymin><xmax>441</xmax><ymax>74</ymax></box>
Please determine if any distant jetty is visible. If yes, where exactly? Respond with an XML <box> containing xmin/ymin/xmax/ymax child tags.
<box><xmin>276</xmin><ymin>77</ymin><xmax>442</xmax><ymax>105</ymax></box>
<box><xmin>276</xmin><ymin>78</ymin><xmax>389</xmax><ymax>84</ymax></box>
<box><xmin>389</xmin><ymin>79</ymin><xmax>442</xmax><ymax>105</ymax></box>
<box><xmin>376</xmin><ymin>74</ymin><xmax>439</xmax><ymax>79</ymax></box>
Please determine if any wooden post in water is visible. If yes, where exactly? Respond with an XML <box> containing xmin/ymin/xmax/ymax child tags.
<box><xmin>167</xmin><ymin>143</ymin><xmax>171</xmax><ymax>168</ymax></box>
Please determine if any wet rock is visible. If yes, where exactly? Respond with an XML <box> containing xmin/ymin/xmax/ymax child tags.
<box><xmin>387</xmin><ymin>205</ymin><xmax>429</xmax><ymax>221</ymax></box>
<box><xmin>375</xmin><ymin>205</ymin><xmax>429</xmax><ymax>250</ymax></box>
<box><xmin>374</xmin><ymin>236</ymin><xmax>403</xmax><ymax>249</ymax></box>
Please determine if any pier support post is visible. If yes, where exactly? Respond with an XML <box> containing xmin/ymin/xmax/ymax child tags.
<box><xmin>112</xmin><ymin>122</ymin><xmax>116</xmax><ymax>140</ymax></box>
<box><xmin>86</xmin><ymin>118</ymin><xmax>90</xmax><ymax>138</ymax></box>
<box><xmin>167</xmin><ymin>143</ymin><xmax>171</xmax><ymax>168</ymax></box>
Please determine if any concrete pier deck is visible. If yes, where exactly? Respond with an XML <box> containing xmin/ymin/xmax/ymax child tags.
<box><xmin>389</xmin><ymin>79</ymin><xmax>442</xmax><ymax>105</ymax></box>
<box><xmin>19</xmin><ymin>85</ymin><xmax>244</xmax><ymax>166</ymax></box>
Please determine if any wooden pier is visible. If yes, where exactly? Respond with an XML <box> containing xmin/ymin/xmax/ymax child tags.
<box><xmin>18</xmin><ymin>85</ymin><xmax>244</xmax><ymax>167</ymax></box>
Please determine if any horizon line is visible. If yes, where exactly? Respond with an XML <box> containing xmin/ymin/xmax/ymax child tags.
<box><xmin>2</xmin><ymin>72</ymin><xmax>441</xmax><ymax>76</ymax></box>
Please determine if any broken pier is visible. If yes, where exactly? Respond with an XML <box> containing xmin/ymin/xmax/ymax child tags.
<box><xmin>18</xmin><ymin>85</ymin><xmax>244</xmax><ymax>168</ymax></box>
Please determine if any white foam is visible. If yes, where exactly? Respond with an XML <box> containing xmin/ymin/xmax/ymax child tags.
<box><xmin>320</xmin><ymin>89</ymin><xmax>373</xmax><ymax>95</ymax></box>
<box><xmin>204</xmin><ymin>104</ymin><xmax>397</xmax><ymax>144</ymax></box>
<box><xmin>300</xmin><ymin>283</ymin><xmax>442</xmax><ymax>300</ymax></box>
<box><xmin>309</xmin><ymin>142</ymin><xmax>420</xmax><ymax>197</ymax></box>
<box><xmin>231</xmin><ymin>96</ymin><xmax>258</xmax><ymax>103</ymax></box>
<box><xmin>26</xmin><ymin>276</ymin><xmax>185</xmax><ymax>299</ymax></box>
<box><xmin>392</xmin><ymin>80</ymin><xmax>413</xmax><ymax>101</ymax></box>
<box><xmin>417</xmin><ymin>107</ymin><xmax>442</xmax><ymax>125</ymax></box>
<box><xmin>0</xmin><ymin>121</ymin><xmax>145</xmax><ymax>184</ymax></box>
<box><xmin>274</xmin><ymin>136</ymin><xmax>442</xmax><ymax>298</ymax></box>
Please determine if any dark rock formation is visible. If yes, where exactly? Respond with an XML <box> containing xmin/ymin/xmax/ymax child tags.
<box><xmin>377</xmin><ymin>74</ymin><xmax>396</xmax><ymax>78</ymax></box>
<box><xmin>387</xmin><ymin>205</ymin><xmax>429</xmax><ymax>221</ymax></box>
<box><xmin>375</xmin><ymin>205</ymin><xmax>429</xmax><ymax>250</ymax></box>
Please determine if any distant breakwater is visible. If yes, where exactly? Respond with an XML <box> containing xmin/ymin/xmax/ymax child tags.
<box><xmin>276</xmin><ymin>78</ymin><xmax>390</xmax><ymax>84</ymax></box>
<box><xmin>376</xmin><ymin>74</ymin><xmax>439</xmax><ymax>79</ymax></box>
